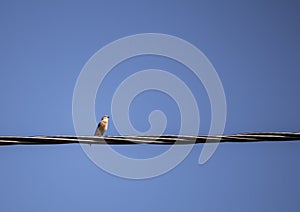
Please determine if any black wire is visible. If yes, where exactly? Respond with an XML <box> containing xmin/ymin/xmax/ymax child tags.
<box><xmin>0</xmin><ymin>132</ymin><xmax>299</xmax><ymax>145</ymax></box>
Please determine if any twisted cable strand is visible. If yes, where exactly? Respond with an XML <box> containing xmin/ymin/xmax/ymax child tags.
<box><xmin>0</xmin><ymin>132</ymin><xmax>299</xmax><ymax>145</ymax></box>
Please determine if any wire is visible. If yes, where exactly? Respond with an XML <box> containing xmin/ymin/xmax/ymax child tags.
<box><xmin>0</xmin><ymin>132</ymin><xmax>299</xmax><ymax>145</ymax></box>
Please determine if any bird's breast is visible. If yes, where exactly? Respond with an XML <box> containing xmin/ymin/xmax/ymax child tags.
<box><xmin>101</xmin><ymin>121</ymin><xmax>108</xmax><ymax>128</ymax></box>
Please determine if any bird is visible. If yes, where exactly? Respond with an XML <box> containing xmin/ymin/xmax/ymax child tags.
<box><xmin>94</xmin><ymin>115</ymin><xmax>109</xmax><ymax>136</ymax></box>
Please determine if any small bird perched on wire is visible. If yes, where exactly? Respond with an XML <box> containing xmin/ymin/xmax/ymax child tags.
<box><xmin>94</xmin><ymin>115</ymin><xmax>109</xmax><ymax>136</ymax></box>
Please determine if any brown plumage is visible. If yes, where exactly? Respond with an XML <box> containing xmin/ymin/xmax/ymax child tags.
<box><xmin>94</xmin><ymin>115</ymin><xmax>109</xmax><ymax>136</ymax></box>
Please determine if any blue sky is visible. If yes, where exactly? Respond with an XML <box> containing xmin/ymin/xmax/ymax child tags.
<box><xmin>0</xmin><ymin>0</ymin><xmax>300</xmax><ymax>211</ymax></box>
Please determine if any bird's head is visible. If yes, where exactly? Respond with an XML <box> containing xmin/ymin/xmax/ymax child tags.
<box><xmin>101</xmin><ymin>115</ymin><xmax>109</xmax><ymax>122</ymax></box>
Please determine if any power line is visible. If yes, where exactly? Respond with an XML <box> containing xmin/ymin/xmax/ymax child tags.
<box><xmin>0</xmin><ymin>132</ymin><xmax>299</xmax><ymax>145</ymax></box>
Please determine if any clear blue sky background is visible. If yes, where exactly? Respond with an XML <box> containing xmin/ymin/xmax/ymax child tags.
<box><xmin>0</xmin><ymin>0</ymin><xmax>300</xmax><ymax>211</ymax></box>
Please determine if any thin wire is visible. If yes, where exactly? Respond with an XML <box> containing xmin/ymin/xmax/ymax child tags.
<box><xmin>0</xmin><ymin>132</ymin><xmax>299</xmax><ymax>145</ymax></box>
